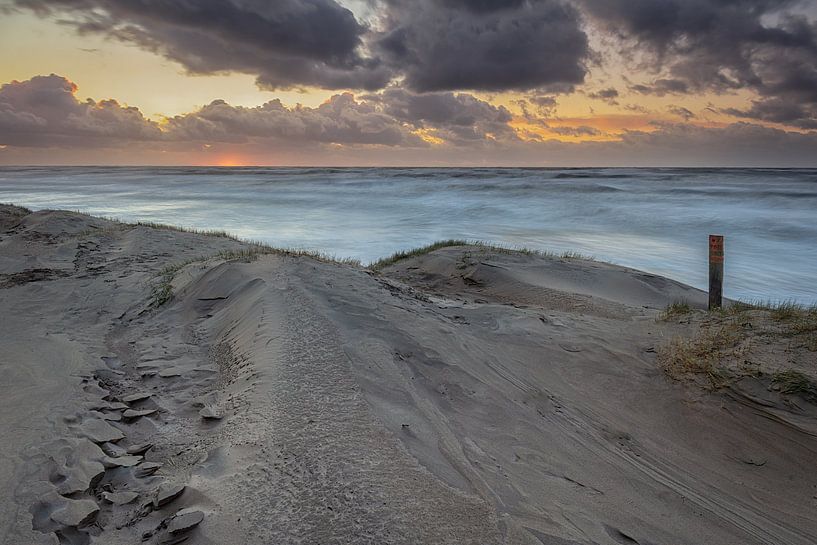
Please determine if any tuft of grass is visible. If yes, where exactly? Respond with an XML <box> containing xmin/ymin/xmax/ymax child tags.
<box><xmin>134</xmin><ymin>220</ymin><xmax>244</xmax><ymax>241</ymax></box>
<box><xmin>149</xmin><ymin>258</ymin><xmax>207</xmax><ymax>306</ymax></box>
<box><xmin>369</xmin><ymin>240</ymin><xmax>595</xmax><ymax>271</ymax></box>
<box><xmin>725</xmin><ymin>300</ymin><xmax>757</xmax><ymax>314</ymax></box>
<box><xmin>660</xmin><ymin>298</ymin><xmax>817</xmax><ymax>395</ymax></box>
<box><xmin>658</xmin><ymin>324</ymin><xmax>743</xmax><ymax>388</ymax></box>
<box><xmin>771</xmin><ymin>370</ymin><xmax>816</xmax><ymax>396</ymax></box>
<box><xmin>1</xmin><ymin>203</ymin><xmax>32</xmax><ymax>215</ymax></box>
<box><xmin>746</xmin><ymin>301</ymin><xmax>817</xmax><ymax>338</ymax></box>
<box><xmin>370</xmin><ymin>240</ymin><xmax>469</xmax><ymax>270</ymax></box>
<box><xmin>724</xmin><ymin>299</ymin><xmax>816</xmax><ymax>316</ymax></box>
<box><xmin>713</xmin><ymin>300</ymin><xmax>817</xmax><ymax>338</ymax></box>
<box><xmin>659</xmin><ymin>300</ymin><xmax>693</xmax><ymax>321</ymax></box>
<box><xmin>216</xmin><ymin>245</ymin><xmax>361</xmax><ymax>266</ymax></box>
<box><xmin>768</xmin><ymin>301</ymin><xmax>809</xmax><ymax>321</ymax></box>
<box><xmin>560</xmin><ymin>250</ymin><xmax>595</xmax><ymax>260</ymax></box>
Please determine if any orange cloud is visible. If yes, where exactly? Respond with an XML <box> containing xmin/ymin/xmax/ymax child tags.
<box><xmin>511</xmin><ymin>113</ymin><xmax>734</xmax><ymax>142</ymax></box>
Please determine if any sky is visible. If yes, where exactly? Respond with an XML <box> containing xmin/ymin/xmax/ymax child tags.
<box><xmin>1</xmin><ymin>0</ymin><xmax>817</xmax><ymax>166</ymax></box>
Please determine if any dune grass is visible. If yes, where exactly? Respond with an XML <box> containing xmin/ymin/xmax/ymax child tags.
<box><xmin>216</xmin><ymin>246</ymin><xmax>361</xmax><ymax>266</ymax></box>
<box><xmin>658</xmin><ymin>296</ymin><xmax>817</xmax><ymax>392</ymax></box>
<box><xmin>149</xmin><ymin>258</ymin><xmax>208</xmax><ymax>307</ymax></box>
<box><xmin>1</xmin><ymin>203</ymin><xmax>32</xmax><ymax>215</ymax></box>
<box><xmin>369</xmin><ymin>240</ymin><xmax>595</xmax><ymax>270</ymax></box>
<box><xmin>658</xmin><ymin>324</ymin><xmax>744</xmax><ymax>388</ymax></box>
<box><xmin>658</xmin><ymin>300</ymin><xmax>693</xmax><ymax>321</ymax></box>
<box><xmin>133</xmin><ymin>220</ymin><xmax>246</xmax><ymax>241</ymax></box>
<box><xmin>716</xmin><ymin>300</ymin><xmax>817</xmax><ymax>338</ymax></box>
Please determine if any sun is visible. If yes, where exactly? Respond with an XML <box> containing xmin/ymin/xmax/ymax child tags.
<box><xmin>213</xmin><ymin>155</ymin><xmax>247</xmax><ymax>167</ymax></box>
<box><xmin>209</xmin><ymin>153</ymin><xmax>249</xmax><ymax>167</ymax></box>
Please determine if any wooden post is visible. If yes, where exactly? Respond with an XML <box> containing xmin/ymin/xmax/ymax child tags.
<box><xmin>709</xmin><ymin>235</ymin><xmax>724</xmax><ymax>310</ymax></box>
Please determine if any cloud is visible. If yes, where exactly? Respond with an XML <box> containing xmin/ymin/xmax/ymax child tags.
<box><xmin>168</xmin><ymin>88</ymin><xmax>518</xmax><ymax>147</ymax></box>
<box><xmin>587</xmin><ymin>87</ymin><xmax>619</xmax><ymax>104</ymax></box>
<box><xmin>630</xmin><ymin>79</ymin><xmax>689</xmax><ymax>96</ymax></box>
<box><xmin>579</xmin><ymin>0</ymin><xmax>817</xmax><ymax>127</ymax></box>
<box><xmin>3</xmin><ymin>75</ymin><xmax>816</xmax><ymax>167</ymax></box>
<box><xmin>528</xmin><ymin>96</ymin><xmax>559</xmax><ymax>116</ymax></box>
<box><xmin>0</xmin><ymin>74</ymin><xmax>162</xmax><ymax>147</ymax></box>
<box><xmin>164</xmin><ymin>94</ymin><xmax>428</xmax><ymax>147</ymax></box>
<box><xmin>0</xmin><ymin>75</ymin><xmax>519</xmax><ymax>150</ymax></box>
<box><xmin>12</xmin><ymin>0</ymin><xmax>590</xmax><ymax>93</ymax></box>
<box><xmin>667</xmin><ymin>105</ymin><xmax>696</xmax><ymax>120</ymax></box>
<box><xmin>373</xmin><ymin>0</ymin><xmax>589</xmax><ymax>92</ymax></box>
<box><xmin>12</xmin><ymin>0</ymin><xmax>391</xmax><ymax>90</ymax></box>
<box><xmin>362</xmin><ymin>88</ymin><xmax>516</xmax><ymax>143</ymax></box>
<box><xmin>609</xmin><ymin>121</ymin><xmax>817</xmax><ymax>166</ymax></box>
<box><xmin>549</xmin><ymin>125</ymin><xmax>601</xmax><ymax>136</ymax></box>
<box><xmin>723</xmin><ymin>98</ymin><xmax>817</xmax><ymax>129</ymax></box>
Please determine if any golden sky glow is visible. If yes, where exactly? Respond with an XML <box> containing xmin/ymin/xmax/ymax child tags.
<box><xmin>1</xmin><ymin>1</ymin><xmax>815</xmax><ymax>166</ymax></box>
<box><xmin>0</xmin><ymin>12</ymin><xmax>333</xmax><ymax>118</ymax></box>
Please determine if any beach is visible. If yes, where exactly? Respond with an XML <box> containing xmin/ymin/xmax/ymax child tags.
<box><xmin>1</xmin><ymin>204</ymin><xmax>816</xmax><ymax>545</ymax></box>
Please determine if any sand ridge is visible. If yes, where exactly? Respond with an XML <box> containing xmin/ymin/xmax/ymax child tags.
<box><xmin>1</xmin><ymin>205</ymin><xmax>816</xmax><ymax>545</ymax></box>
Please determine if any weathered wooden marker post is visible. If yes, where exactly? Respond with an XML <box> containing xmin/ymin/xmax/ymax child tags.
<box><xmin>709</xmin><ymin>235</ymin><xmax>724</xmax><ymax>310</ymax></box>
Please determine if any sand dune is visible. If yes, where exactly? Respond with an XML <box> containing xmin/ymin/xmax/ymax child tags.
<box><xmin>1</xmin><ymin>205</ymin><xmax>815</xmax><ymax>545</ymax></box>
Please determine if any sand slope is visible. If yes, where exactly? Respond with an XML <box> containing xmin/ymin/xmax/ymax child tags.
<box><xmin>1</xmin><ymin>206</ymin><xmax>815</xmax><ymax>545</ymax></box>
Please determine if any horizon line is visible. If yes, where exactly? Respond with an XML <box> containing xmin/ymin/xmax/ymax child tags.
<box><xmin>1</xmin><ymin>164</ymin><xmax>815</xmax><ymax>170</ymax></box>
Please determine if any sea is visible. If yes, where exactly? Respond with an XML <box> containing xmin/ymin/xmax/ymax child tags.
<box><xmin>1</xmin><ymin>166</ymin><xmax>815</xmax><ymax>304</ymax></box>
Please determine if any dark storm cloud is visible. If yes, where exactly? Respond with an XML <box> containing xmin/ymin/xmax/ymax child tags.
<box><xmin>580</xmin><ymin>0</ymin><xmax>817</xmax><ymax>127</ymax></box>
<box><xmin>11</xmin><ymin>0</ymin><xmax>591</xmax><ymax>93</ymax></box>
<box><xmin>363</xmin><ymin>88</ymin><xmax>516</xmax><ymax>142</ymax></box>
<box><xmin>371</xmin><ymin>0</ymin><xmax>590</xmax><ymax>92</ymax></box>
<box><xmin>723</xmin><ymin>99</ymin><xmax>817</xmax><ymax>129</ymax></box>
<box><xmin>0</xmin><ymin>74</ymin><xmax>162</xmax><ymax>147</ymax></box>
<box><xmin>12</xmin><ymin>0</ymin><xmax>391</xmax><ymax>90</ymax></box>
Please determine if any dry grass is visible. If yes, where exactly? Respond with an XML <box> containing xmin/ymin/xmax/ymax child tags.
<box><xmin>658</xmin><ymin>300</ymin><xmax>693</xmax><ymax>321</ymax></box>
<box><xmin>735</xmin><ymin>301</ymin><xmax>817</xmax><ymax>345</ymax></box>
<box><xmin>659</xmin><ymin>299</ymin><xmax>817</xmax><ymax>395</ymax></box>
<box><xmin>771</xmin><ymin>370</ymin><xmax>816</xmax><ymax>397</ymax></box>
<box><xmin>658</xmin><ymin>323</ymin><xmax>744</xmax><ymax>388</ymax></box>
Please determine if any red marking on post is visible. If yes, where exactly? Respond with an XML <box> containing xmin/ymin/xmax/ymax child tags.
<box><xmin>709</xmin><ymin>235</ymin><xmax>724</xmax><ymax>264</ymax></box>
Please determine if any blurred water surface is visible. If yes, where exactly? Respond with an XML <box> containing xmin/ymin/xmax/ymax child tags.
<box><xmin>1</xmin><ymin>166</ymin><xmax>815</xmax><ymax>303</ymax></box>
